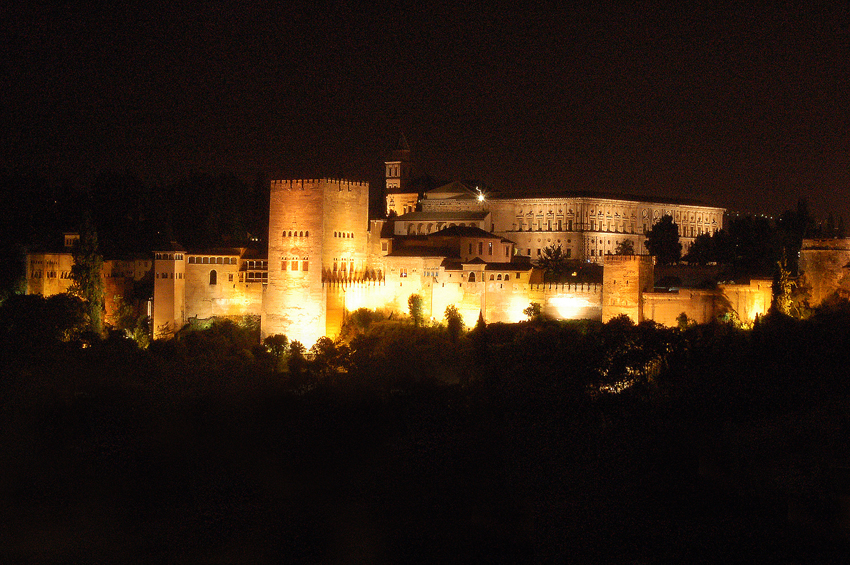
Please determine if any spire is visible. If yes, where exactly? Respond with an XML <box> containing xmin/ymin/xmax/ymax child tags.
<box><xmin>395</xmin><ymin>132</ymin><xmax>410</xmax><ymax>152</ymax></box>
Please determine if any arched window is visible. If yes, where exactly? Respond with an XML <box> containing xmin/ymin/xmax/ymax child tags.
<box><xmin>209</xmin><ymin>270</ymin><xmax>217</xmax><ymax>285</ymax></box>
<box><xmin>468</xmin><ymin>272</ymin><xmax>476</xmax><ymax>282</ymax></box>
<box><xmin>497</xmin><ymin>274</ymin><xmax>502</xmax><ymax>280</ymax></box>
<box><xmin>489</xmin><ymin>274</ymin><xmax>494</xmax><ymax>280</ymax></box>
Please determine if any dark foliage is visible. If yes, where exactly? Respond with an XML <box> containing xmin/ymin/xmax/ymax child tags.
<box><xmin>645</xmin><ymin>215</ymin><xmax>682</xmax><ymax>265</ymax></box>
<box><xmin>2</xmin><ymin>294</ymin><xmax>850</xmax><ymax>563</ymax></box>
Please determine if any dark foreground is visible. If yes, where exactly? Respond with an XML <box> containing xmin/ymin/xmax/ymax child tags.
<box><xmin>2</xmin><ymin>314</ymin><xmax>850</xmax><ymax>563</ymax></box>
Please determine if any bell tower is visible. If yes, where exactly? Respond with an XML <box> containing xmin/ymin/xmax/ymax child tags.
<box><xmin>385</xmin><ymin>133</ymin><xmax>418</xmax><ymax>217</ymax></box>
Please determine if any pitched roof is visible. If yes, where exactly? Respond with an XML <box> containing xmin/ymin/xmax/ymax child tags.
<box><xmin>386</xmin><ymin>246</ymin><xmax>457</xmax><ymax>258</ymax></box>
<box><xmin>425</xmin><ymin>181</ymin><xmax>479</xmax><ymax>198</ymax></box>
<box><xmin>430</xmin><ymin>225</ymin><xmax>502</xmax><ymax>239</ymax></box>
<box><xmin>395</xmin><ymin>133</ymin><xmax>410</xmax><ymax>152</ymax></box>
<box><xmin>489</xmin><ymin>188</ymin><xmax>714</xmax><ymax>207</ymax></box>
<box><xmin>395</xmin><ymin>211</ymin><xmax>490</xmax><ymax>221</ymax></box>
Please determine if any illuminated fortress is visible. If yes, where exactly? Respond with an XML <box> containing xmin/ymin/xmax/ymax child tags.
<box><xmin>147</xmin><ymin>141</ymin><xmax>772</xmax><ymax>346</ymax></box>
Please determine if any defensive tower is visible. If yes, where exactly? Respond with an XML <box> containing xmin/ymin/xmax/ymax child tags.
<box><xmin>263</xmin><ymin>178</ymin><xmax>369</xmax><ymax>346</ymax></box>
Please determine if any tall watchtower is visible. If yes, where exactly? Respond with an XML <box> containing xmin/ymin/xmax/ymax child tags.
<box><xmin>385</xmin><ymin>134</ymin><xmax>418</xmax><ymax>217</ymax></box>
<box><xmin>152</xmin><ymin>242</ymin><xmax>186</xmax><ymax>338</ymax></box>
<box><xmin>263</xmin><ymin>178</ymin><xmax>369</xmax><ymax>346</ymax></box>
<box><xmin>602</xmin><ymin>254</ymin><xmax>654</xmax><ymax>323</ymax></box>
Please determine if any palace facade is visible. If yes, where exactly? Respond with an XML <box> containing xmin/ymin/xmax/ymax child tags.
<box><xmin>24</xmin><ymin>140</ymin><xmax>773</xmax><ymax>346</ymax></box>
<box><xmin>146</xmin><ymin>144</ymin><xmax>772</xmax><ymax>347</ymax></box>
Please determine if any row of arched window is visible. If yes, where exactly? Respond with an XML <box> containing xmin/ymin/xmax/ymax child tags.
<box><xmin>332</xmin><ymin>258</ymin><xmax>353</xmax><ymax>272</ymax></box>
<box><xmin>284</xmin><ymin>230</ymin><xmax>309</xmax><ymax>238</ymax></box>
<box><xmin>189</xmin><ymin>256</ymin><xmax>236</xmax><ymax>265</ymax></box>
<box><xmin>334</xmin><ymin>231</ymin><xmax>354</xmax><ymax>238</ymax></box>
<box><xmin>464</xmin><ymin>272</ymin><xmax>520</xmax><ymax>282</ymax></box>
<box><xmin>155</xmin><ymin>253</ymin><xmax>183</xmax><ymax>260</ymax></box>
<box><xmin>281</xmin><ymin>257</ymin><xmax>309</xmax><ymax>272</ymax></box>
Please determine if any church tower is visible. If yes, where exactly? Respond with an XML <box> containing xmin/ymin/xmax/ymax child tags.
<box><xmin>385</xmin><ymin>134</ymin><xmax>418</xmax><ymax>217</ymax></box>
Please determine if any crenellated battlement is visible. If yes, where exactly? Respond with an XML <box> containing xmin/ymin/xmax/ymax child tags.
<box><xmin>529</xmin><ymin>282</ymin><xmax>602</xmax><ymax>294</ymax></box>
<box><xmin>270</xmin><ymin>178</ymin><xmax>369</xmax><ymax>192</ymax></box>
<box><xmin>324</xmin><ymin>279</ymin><xmax>387</xmax><ymax>289</ymax></box>
<box><xmin>603</xmin><ymin>254</ymin><xmax>654</xmax><ymax>264</ymax></box>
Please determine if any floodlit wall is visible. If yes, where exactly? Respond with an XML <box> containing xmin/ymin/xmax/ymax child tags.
<box><xmin>26</xmin><ymin>252</ymin><xmax>75</xmax><ymax>297</ymax></box>
<box><xmin>263</xmin><ymin>179</ymin><xmax>369</xmax><ymax>347</ymax></box>
<box><xmin>153</xmin><ymin>255</ymin><xmax>185</xmax><ymax>337</ymax></box>
<box><xmin>799</xmin><ymin>239</ymin><xmax>850</xmax><ymax>306</ymax></box>
<box><xmin>602</xmin><ymin>255</ymin><xmax>654</xmax><ymax>323</ymax></box>
<box><xmin>642</xmin><ymin>279</ymin><xmax>772</xmax><ymax>327</ymax></box>
<box><xmin>643</xmin><ymin>290</ymin><xmax>717</xmax><ymax>326</ymax></box>
<box><xmin>719</xmin><ymin>280</ymin><xmax>772</xmax><ymax>325</ymax></box>
<box><xmin>184</xmin><ymin>259</ymin><xmax>263</xmax><ymax>321</ymax></box>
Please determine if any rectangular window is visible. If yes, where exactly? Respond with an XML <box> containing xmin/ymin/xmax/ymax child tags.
<box><xmin>382</xmin><ymin>242</ymin><xmax>388</xmax><ymax>251</ymax></box>
<box><xmin>469</xmin><ymin>243</ymin><xmax>473</xmax><ymax>254</ymax></box>
<box><xmin>228</xmin><ymin>273</ymin><xmax>234</xmax><ymax>282</ymax></box>
<box><xmin>478</xmin><ymin>242</ymin><xmax>483</xmax><ymax>255</ymax></box>
<box><xmin>302</xmin><ymin>260</ymin><xmax>309</xmax><ymax>271</ymax></box>
<box><xmin>488</xmin><ymin>242</ymin><xmax>493</xmax><ymax>256</ymax></box>
<box><xmin>291</xmin><ymin>261</ymin><xmax>299</xmax><ymax>270</ymax></box>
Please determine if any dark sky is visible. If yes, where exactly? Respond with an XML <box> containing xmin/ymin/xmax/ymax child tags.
<box><xmin>2</xmin><ymin>2</ymin><xmax>849</xmax><ymax>218</ymax></box>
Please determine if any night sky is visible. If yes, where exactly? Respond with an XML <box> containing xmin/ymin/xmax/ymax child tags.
<box><xmin>2</xmin><ymin>2</ymin><xmax>849</xmax><ymax>219</ymax></box>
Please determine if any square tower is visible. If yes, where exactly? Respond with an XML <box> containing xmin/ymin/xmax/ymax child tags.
<box><xmin>602</xmin><ymin>254</ymin><xmax>654</xmax><ymax>323</ymax></box>
<box><xmin>263</xmin><ymin>178</ymin><xmax>369</xmax><ymax>346</ymax></box>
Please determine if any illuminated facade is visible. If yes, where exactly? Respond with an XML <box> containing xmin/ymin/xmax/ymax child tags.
<box><xmin>392</xmin><ymin>181</ymin><xmax>725</xmax><ymax>263</ymax></box>
<box><xmin>142</xmin><ymin>143</ymin><xmax>781</xmax><ymax>346</ymax></box>
<box><xmin>26</xmin><ymin>233</ymin><xmax>154</xmax><ymax>327</ymax></box>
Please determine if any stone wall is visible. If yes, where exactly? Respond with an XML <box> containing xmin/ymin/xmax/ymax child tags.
<box><xmin>799</xmin><ymin>239</ymin><xmax>850</xmax><ymax>306</ymax></box>
<box><xmin>602</xmin><ymin>255</ymin><xmax>654</xmax><ymax>323</ymax></box>
<box><xmin>153</xmin><ymin>255</ymin><xmax>185</xmax><ymax>338</ymax></box>
<box><xmin>263</xmin><ymin>179</ymin><xmax>369</xmax><ymax>346</ymax></box>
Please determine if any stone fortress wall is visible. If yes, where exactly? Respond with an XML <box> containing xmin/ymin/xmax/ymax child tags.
<box><xmin>798</xmin><ymin>238</ymin><xmax>850</xmax><ymax>306</ymax></box>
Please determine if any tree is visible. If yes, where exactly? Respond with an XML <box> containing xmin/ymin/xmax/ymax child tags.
<box><xmin>538</xmin><ymin>243</ymin><xmax>568</xmax><ymax>280</ymax></box>
<box><xmin>287</xmin><ymin>340</ymin><xmax>307</xmax><ymax>376</ymax></box>
<box><xmin>614</xmin><ymin>239</ymin><xmax>635</xmax><ymax>256</ymax></box>
<box><xmin>263</xmin><ymin>334</ymin><xmax>289</xmax><ymax>371</ymax></box>
<box><xmin>645</xmin><ymin>215</ymin><xmax>682</xmax><ymax>265</ymax></box>
<box><xmin>444</xmin><ymin>304</ymin><xmax>464</xmax><ymax>343</ymax></box>
<box><xmin>70</xmin><ymin>215</ymin><xmax>105</xmax><ymax>335</ymax></box>
<box><xmin>408</xmin><ymin>293</ymin><xmax>424</xmax><ymax>327</ymax></box>
<box><xmin>683</xmin><ymin>232</ymin><xmax>714</xmax><ymax>265</ymax></box>
<box><xmin>523</xmin><ymin>302</ymin><xmax>542</xmax><ymax>321</ymax></box>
